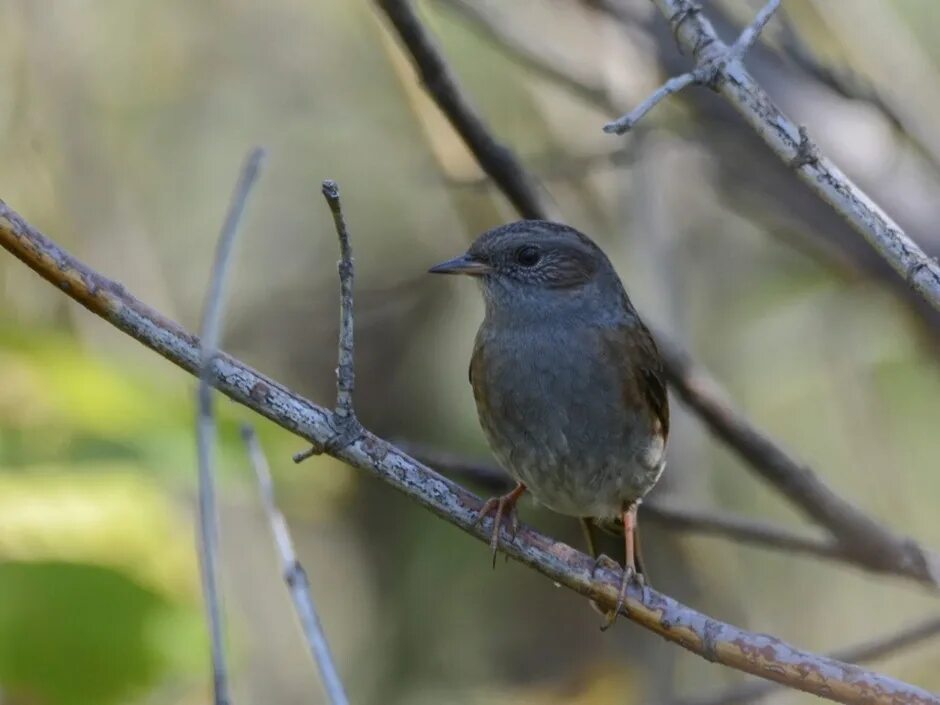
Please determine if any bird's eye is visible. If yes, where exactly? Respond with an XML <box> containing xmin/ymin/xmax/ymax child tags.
<box><xmin>515</xmin><ymin>246</ymin><xmax>541</xmax><ymax>267</ymax></box>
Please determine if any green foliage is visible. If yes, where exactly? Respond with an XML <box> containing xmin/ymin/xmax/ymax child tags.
<box><xmin>0</xmin><ymin>561</ymin><xmax>201</xmax><ymax>705</ymax></box>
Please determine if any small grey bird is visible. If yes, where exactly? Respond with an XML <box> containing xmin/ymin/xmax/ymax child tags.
<box><xmin>429</xmin><ymin>220</ymin><xmax>669</xmax><ymax>628</ymax></box>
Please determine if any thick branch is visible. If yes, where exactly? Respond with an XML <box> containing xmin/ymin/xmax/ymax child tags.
<box><xmin>668</xmin><ymin>616</ymin><xmax>940</xmax><ymax>705</ymax></box>
<box><xmin>371</xmin><ymin>0</ymin><xmax>940</xmax><ymax>588</ymax></box>
<box><xmin>1</xmin><ymin>204</ymin><xmax>938</xmax><ymax>705</ymax></box>
<box><xmin>629</xmin><ymin>0</ymin><xmax>940</xmax><ymax>312</ymax></box>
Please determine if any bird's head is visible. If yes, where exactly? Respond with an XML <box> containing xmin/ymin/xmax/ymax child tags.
<box><xmin>429</xmin><ymin>220</ymin><xmax>628</xmax><ymax>323</ymax></box>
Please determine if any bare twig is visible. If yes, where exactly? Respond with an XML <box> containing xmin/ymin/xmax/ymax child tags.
<box><xmin>241</xmin><ymin>426</ymin><xmax>349</xmax><ymax>705</ymax></box>
<box><xmin>729</xmin><ymin>0</ymin><xmax>782</xmax><ymax>58</ymax></box>
<box><xmin>368</xmin><ymin>0</ymin><xmax>940</xmax><ymax>588</ymax></box>
<box><xmin>617</xmin><ymin>0</ymin><xmax>940</xmax><ymax>313</ymax></box>
<box><xmin>374</xmin><ymin>0</ymin><xmax>559</xmax><ymax>221</ymax></box>
<box><xmin>196</xmin><ymin>146</ymin><xmax>265</xmax><ymax>705</ymax></box>
<box><xmin>603</xmin><ymin>0</ymin><xmax>782</xmax><ymax>134</ymax></box>
<box><xmin>603</xmin><ymin>72</ymin><xmax>696</xmax><ymax>134</ymax></box>
<box><xmin>666</xmin><ymin>616</ymin><xmax>940</xmax><ymax>705</ymax></box>
<box><xmin>294</xmin><ymin>180</ymin><xmax>363</xmax><ymax>464</ymax></box>
<box><xmin>3</xmin><ymin>205</ymin><xmax>939</xmax><ymax>704</ymax></box>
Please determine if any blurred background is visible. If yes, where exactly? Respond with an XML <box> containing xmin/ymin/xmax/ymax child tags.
<box><xmin>2</xmin><ymin>0</ymin><xmax>940</xmax><ymax>703</ymax></box>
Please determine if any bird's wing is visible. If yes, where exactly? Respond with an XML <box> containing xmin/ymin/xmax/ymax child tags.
<box><xmin>600</xmin><ymin>321</ymin><xmax>670</xmax><ymax>441</ymax></box>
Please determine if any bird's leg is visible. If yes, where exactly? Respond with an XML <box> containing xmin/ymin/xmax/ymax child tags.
<box><xmin>581</xmin><ymin>518</ymin><xmax>616</xmax><ymax>618</ymax></box>
<box><xmin>472</xmin><ymin>482</ymin><xmax>526</xmax><ymax>568</ymax></box>
<box><xmin>598</xmin><ymin>500</ymin><xmax>645</xmax><ymax>631</ymax></box>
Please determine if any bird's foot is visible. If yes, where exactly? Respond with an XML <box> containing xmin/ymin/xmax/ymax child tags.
<box><xmin>590</xmin><ymin>554</ymin><xmax>647</xmax><ymax>631</ymax></box>
<box><xmin>472</xmin><ymin>483</ymin><xmax>526</xmax><ymax>568</ymax></box>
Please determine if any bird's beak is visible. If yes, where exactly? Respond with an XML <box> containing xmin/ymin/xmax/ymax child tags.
<box><xmin>428</xmin><ymin>254</ymin><xmax>493</xmax><ymax>276</ymax></box>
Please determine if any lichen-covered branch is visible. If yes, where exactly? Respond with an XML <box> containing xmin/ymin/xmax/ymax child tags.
<box><xmin>626</xmin><ymin>0</ymin><xmax>940</xmax><ymax>312</ymax></box>
<box><xmin>1</xmin><ymin>202</ymin><xmax>938</xmax><ymax>705</ymax></box>
<box><xmin>666</xmin><ymin>616</ymin><xmax>940</xmax><ymax>705</ymax></box>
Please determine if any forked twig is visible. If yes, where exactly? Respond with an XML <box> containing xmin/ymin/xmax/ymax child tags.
<box><xmin>603</xmin><ymin>0</ymin><xmax>782</xmax><ymax>134</ymax></box>
<box><xmin>619</xmin><ymin>0</ymin><xmax>940</xmax><ymax>312</ymax></box>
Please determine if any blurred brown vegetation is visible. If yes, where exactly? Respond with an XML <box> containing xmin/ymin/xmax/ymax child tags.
<box><xmin>1</xmin><ymin>0</ymin><xmax>940</xmax><ymax>703</ymax></box>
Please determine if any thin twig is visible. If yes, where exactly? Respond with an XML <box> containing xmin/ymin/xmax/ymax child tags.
<box><xmin>625</xmin><ymin>0</ymin><xmax>940</xmax><ymax>312</ymax></box>
<box><xmin>368</xmin><ymin>0</ymin><xmax>940</xmax><ymax>588</ymax></box>
<box><xmin>374</xmin><ymin>0</ymin><xmax>559</xmax><ymax>221</ymax></box>
<box><xmin>603</xmin><ymin>0</ymin><xmax>782</xmax><ymax>134</ymax></box>
<box><xmin>196</xmin><ymin>146</ymin><xmax>266</xmax><ymax>705</ymax></box>
<box><xmin>666</xmin><ymin>616</ymin><xmax>940</xmax><ymax>705</ymax></box>
<box><xmin>241</xmin><ymin>426</ymin><xmax>349</xmax><ymax>705</ymax></box>
<box><xmin>294</xmin><ymin>180</ymin><xmax>363</xmax><ymax>464</ymax></box>
<box><xmin>729</xmin><ymin>0</ymin><xmax>782</xmax><ymax>58</ymax></box>
<box><xmin>2</xmin><ymin>206</ymin><xmax>939</xmax><ymax>704</ymax></box>
<box><xmin>323</xmin><ymin>180</ymin><xmax>355</xmax><ymax>425</ymax></box>
<box><xmin>602</xmin><ymin>72</ymin><xmax>696</xmax><ymax>134</ymax></box>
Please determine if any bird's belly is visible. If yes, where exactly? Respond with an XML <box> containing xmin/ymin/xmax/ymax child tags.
<box><xmin>474</xmin><ymin>332</ymin><xmax>664</xmax><ymax>519</ymax></box>
<box><xmin>491</xmin><ymin>438</ymin><xmax>664</xmax><ymax>518</ymax></box>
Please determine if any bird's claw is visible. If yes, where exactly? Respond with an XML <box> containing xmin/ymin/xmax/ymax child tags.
<box><xmin>590</xmin><ymin>555</ymin><xmax>647</xmax><ymax>631</ymax></box>
<box><xmin>473</xmin><ymin>492</ymin><xmax>521</xmax><ymax>569</ymax></box>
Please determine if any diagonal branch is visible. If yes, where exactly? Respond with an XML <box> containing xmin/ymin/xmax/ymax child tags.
<box><xmin>666</xmin><ymin>616</ymin><xmax>940</xmax><ymax>705</ymax></box>
<box><xmin>196</xmin><ymin>146</ymin><xmax>266</xmax><ymax>705</ymax></box>
<box><xmin>1</xmin><ymin>202</ymin><xmax>938</xmax><ymax>705</ymax></box>
<box><xmin>241</xmin><ymin>426</ymin><xmax>349</xmax><ymax>705</ymax></box>
<box><xmin>375</xmin><ymin>0</ymin><xmax>558</xmax><ymax>221</ymax></box>
<box><xmin>372</xmin><ymin>0</ymin><xmax>940</xmax><ymax>588</ymax></box>
<box><xmin>611</xmin><ymin>0</ymin><xmax>940</xmax><ymax>313</ymax></box>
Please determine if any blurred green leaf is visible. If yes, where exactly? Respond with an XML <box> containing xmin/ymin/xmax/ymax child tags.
<box><xmin>0</xmin><ymin>560</ymin><xmax>204</xmax><ymax>705</ymax></box>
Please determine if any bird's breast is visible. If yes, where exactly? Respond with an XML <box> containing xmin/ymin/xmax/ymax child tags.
<box><xmin>471</xmin><ymin>322</ymin><xmax>663</xmax><ymax>517</ymax></box>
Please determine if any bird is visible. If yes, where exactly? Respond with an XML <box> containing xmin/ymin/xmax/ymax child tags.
<box><xmin>429</xmin><ymin>220</ymin><xmax>669</xmax><ymax>629</ymax></box>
